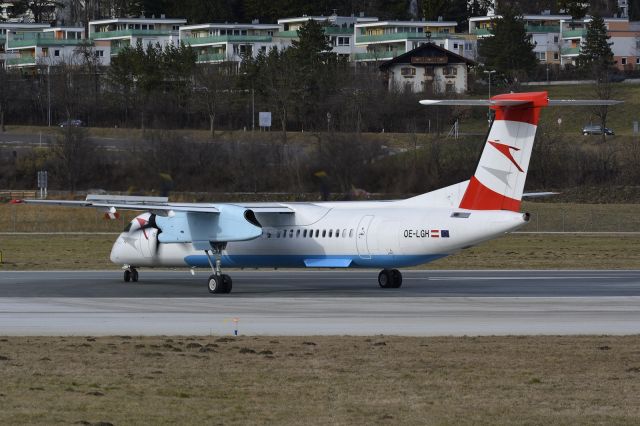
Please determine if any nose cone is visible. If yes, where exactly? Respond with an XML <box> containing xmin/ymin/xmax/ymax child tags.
<box><xmin>110</xmin><ymin>233</ymin><xmax>125</xmax><ymax>264</ymax></box>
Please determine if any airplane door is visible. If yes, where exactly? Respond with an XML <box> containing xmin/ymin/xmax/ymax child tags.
<box><xmin>356</xmin><ymin>215</ymin><xmax>374</xmax><ymax>259</ymax></box>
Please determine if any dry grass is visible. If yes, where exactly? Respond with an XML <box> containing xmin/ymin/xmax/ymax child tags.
<box><xmin>0</xmin><ymin>335</ymin><xmax>639</xmax><ymax>425</ymax></box>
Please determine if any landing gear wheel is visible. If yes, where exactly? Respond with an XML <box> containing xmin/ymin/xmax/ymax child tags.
<box><xmin>221</xmin><ymin>274</ymin><xmax>233</xmax><ymax>294</ymax></box>
<box><xmin>208</xmin><ymin>274</ymin><xmax>223</xmax><ymax>294</ymax></box>
<box><xmin>124</xmin><ymin>270</ymin><xmax>131</xmax><ymax>282</ymax></box>
<box><xmin>378</xmin><ymin>269</ymin><xmax>392</xmax><ymax>288</ymax></box>
<box><xmin>131</xmin><ymin>269</ymin><xmax>139</xmax><ymax>282</ymax></box>
<box><xmin>390</xmin><ymin>269</ymin><xmax>402</xmax><ymax>288</ymax></box>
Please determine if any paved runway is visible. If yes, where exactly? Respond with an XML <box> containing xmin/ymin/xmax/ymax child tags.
<box><xmin>1</xmin><ymin>270</ymin><xmax>639</xmax><ymax>336</ymax></box>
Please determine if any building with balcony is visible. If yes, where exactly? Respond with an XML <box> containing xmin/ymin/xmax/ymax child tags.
<box><xmin>559</xmin><ymin>18</ymin><xmax>640</xmax><ymax>70</ymax></box>
<box><xmin>1</xmin><ymin>23</ymin><xmax>50</xmax><ymax>68</ymax></box>
<box><xmin>89</xmin><ymin>17</ymin><xmax>186</xmax><ymax>58</ymax></box>
<box><xmin>180</xmin><ymin>23</ymin><xmax>281</xmax><ymax>64</ymax></box>
<box><xmin>353</xmin><ymin>20</ymin><xmax>475</xmax><ymax>63</ymax></box>
<box><xmin>5</xmin><ymin>26</ymin><xmax>107</xmax><ymax>69</ymax></box>
<box><xmin>379</xmin><ymin>43</ymin><xmax>476</xmax><ymax>94</ymax></box>
<box><xmin>277</xmin><ymin>15</ymin><xmax>378</xmax><ymax>59</ymax></box>
<box><xmin>470</xmin><ymin>14</ymin><xmax>570</xmax><ymax>65</ymax></box>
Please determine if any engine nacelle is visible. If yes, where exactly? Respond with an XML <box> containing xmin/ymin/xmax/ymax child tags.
<box><xmin>126</xmin><ymin>212</ymin><xmax>153</xmax><ymax>234</ymax></box>
<box><xmin>156</xmin><ymin>205</ymin><xmax>262</xmax><ymax>247</ymax></box>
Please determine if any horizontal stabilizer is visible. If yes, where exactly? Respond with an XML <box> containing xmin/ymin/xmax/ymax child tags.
<box><xmin>420</xmin><ymin>98</ymin><xmax>623</xmax><ymax>107</ymax></box>
<box><xmin>304</xmin><ymin>258</ymin><xmax>352</xmax><ymax>268</ymax></box>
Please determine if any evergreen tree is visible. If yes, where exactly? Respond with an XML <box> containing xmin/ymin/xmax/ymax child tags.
<box><xmin>478</xmin><ymin>7</ymin><xmax>537</xmax><ymax>78</ymax></box>
<box><xmin>576</xmin><ymin>14</ymin><xmax>614</xmax><ymax>72</ymax></box>
<box><xmin>557</xmin><ymin>0</ymin><xmax>588</xmax><ymax>20</ymax></box>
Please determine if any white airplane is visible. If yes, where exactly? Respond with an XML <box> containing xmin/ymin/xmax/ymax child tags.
<box><xmin>25</xmin><ymin>91</ymin><xmax>620</xmax><ymax>293</ymax></box>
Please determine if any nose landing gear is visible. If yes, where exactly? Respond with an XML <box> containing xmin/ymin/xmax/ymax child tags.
<box><xmin>378</xmin><ymin>269</ymin><xmax>402</xmax><ymax>288</ymax></box>
<box><xmin>123</xmin><ymin>266</ymin><xmax>139</xmax><ymax>282</ymax></box>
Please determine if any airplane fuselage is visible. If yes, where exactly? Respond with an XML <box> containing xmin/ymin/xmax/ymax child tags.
<box><xmin>110</xmin><ymin>201</ymin><xmax>529</xmax><ymax>270</ymax></box>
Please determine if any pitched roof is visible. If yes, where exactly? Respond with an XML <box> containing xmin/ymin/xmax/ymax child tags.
<box><xmin>379</xmin><ymin>42</ymin><xmax>476</xmax><ymax>70</ymax></box>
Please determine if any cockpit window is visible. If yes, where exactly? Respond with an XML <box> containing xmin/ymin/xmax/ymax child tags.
<box><xmin>124</xmin><ymin>222</ymin><xmax>132</xmax><ymax>232</ymax></box>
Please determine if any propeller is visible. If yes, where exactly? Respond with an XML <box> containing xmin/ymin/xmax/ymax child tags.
<box><xmin>129</xmin><ymin>213</ymin><xmax>162</xmax><ymax>255</ymax></box>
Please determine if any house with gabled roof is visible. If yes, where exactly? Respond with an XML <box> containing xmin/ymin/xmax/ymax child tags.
<box><xmin>379</xmin><ymin>42</ymin><xmax>476</xmax><ymax>94</ymax></box>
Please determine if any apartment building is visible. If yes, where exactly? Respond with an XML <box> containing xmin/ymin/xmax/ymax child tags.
<box><xmin>353</xmin><ymin>20</ymin><xmax>475</xmax><ymax>63</ymax></box>
<box><xmin>180</xmin><ymin>23</ymin><xmax>281</xmax><ymax>63</ymax></box>
<box><xmin>560</xmin><ymin>17</ymin><xmax>640</xmax><ymax>69</ymax></box>
<box><xmin>277</xmin><ymin>15</ymin><xmax>378</xmax><ymax>59</ymax></box>
<box><xmin>4</xmin><ymin>26</ymin><xmax>106</xmax><ymax>69</ymax></box>
<box><xmin>470</xmin><ymin>14</ymin><xmax>571</xmax><ymax>65</ymax></box>
<box><xmin>0</xmin><ymin>23</ymin><xmax>49</xmax><ymax>67</ymax></box>
<box><xmin>89</xmin><ymin>17</ymin><xmax>186</xmax><ymax>58</ymax></box>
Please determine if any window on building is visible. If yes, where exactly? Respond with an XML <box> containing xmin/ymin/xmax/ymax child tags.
<box><xmin>401</xmin><ymin>67</ymin><xmax>416</xmax><ymax>77</ymax></box>
<box><xmin>443</xmin><ymin>66</ymin><xmax>457</xmax><ymax>76</ymax></box>
<box><xmin>42</xmin><ymin>48</ymin><xmax>48</xmax><ymax>57</ymax></box>
<box><xmin>173</xmin><ymin>25</ymin><xmax>180</xmax><ymax>31</ymax></box>
<box><xmin>149</xmin><ymin>25</ymin><xmax>155</xmax><ymax>30</ymax></box>
<box><xmin>337</xmin><ymin>36</ymin><xmax>349</xmax><ymax>46</ymax></box>
<box><xmin>636</xmin><ymin>58</ymin><xmax>640</xmax><ymax>65</ymax></box>
<box><xmin>621</xmin><ymin>57</ymin><xmax>627</xmax><ymax>65</ymax></box>
<box><xmin>554</xmin><ymin>36</ymin><xmax>559</xmax><ymax>43</ymax></box>
<box><xmin>425</xmin><ymin>67</ymin><xmax>435</xmax><ymax>76</ymax></box>
<box><xmin>535</xmin><ymin>51</ymin><xmax>546</xmax><ymax>62</ymax></box>
<box><xmin>96</xmin><ymin>50</ymin><xmax>104</xmax><ymax>57</ymax></box>
<box><xmin>445</xmin><ymin>82</ymin><xmax>456</xmax><ymax>94</ymax></box>
<box><xmin>553</xmin><ymin>52</ymin><xmax>559</xmax><ymax>60</ymax></box>
<box><xmin>54</xmin><ymin>50</ymin><xmax>60</xmax><ymax>57</ymax></box>
<box><xmin>453</xmin><ymin>43</ymin><xmax>458</xmax><ymax>49</ymax></box>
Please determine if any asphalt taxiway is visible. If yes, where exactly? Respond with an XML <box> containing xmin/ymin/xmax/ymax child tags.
<box><xmin>1</xmin><ymin>270</ymin><xmax>639</xmax><ymax>336</ymax></box>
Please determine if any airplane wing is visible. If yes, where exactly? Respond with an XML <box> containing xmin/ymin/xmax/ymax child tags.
<box><xmin>24</xmin><ymin>195</ymin><xmax>294</xmax><ymax>215</ymax></box>
<box><xmin>23</xmin><ymin>194</ymin><xmax>295</xmax><ymax>245</ymax></box>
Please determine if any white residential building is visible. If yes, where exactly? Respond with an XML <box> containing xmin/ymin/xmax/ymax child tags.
<box><xmin>5</xmin><ymin>26</ymin><xmax>108</xmax><ymax>69</ymax></box>
<box><xmin>560</xmin><ymin>17</ymin><xmax>640</xmax><ymax>69</ymax></box>
<box><xmin>180</xmin><ymin>23</ymin><xmax>281</xmax><ymax>64</ymax></box>
<box><xmin>1</xmin><ymin>22</ymin><xmax>49</xmax><ymax>67</ymax></box>
<box><xmin>380</xmin><ymin>43</ymin><xmax>476</xmax><ymax>94</ymax></box>
<box><xmin>353</xmin><ymin>20</ymin><xmax>475</xmax><ymax>63</ymax></box>
<box><xmin>469</xmin><ymin>14</ymin><xmax>571</xmax><ymax>65</ymax></box>
<box><xmin>89</xmin><ymin>17</ymin><xmax>186</xmax><ymax>59</ymax></box>
<box><xmin>277</xmin><ymin>15</ymin><xmax>378</xmax><ymax>59</ymax></box>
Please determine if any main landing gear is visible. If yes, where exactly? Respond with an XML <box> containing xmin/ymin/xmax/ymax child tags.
<box><xmin>378</xmin><ymin>269</ymin><xmax>402</xmax><ymax>289</ymax></box>
<box><xmin>204</xmin><ymin>243</ymin><xmax>232</xmax><ymax>294</ymax></box>
<box><xmin>123</xmin><ymin>266</ymin><xmax>139</xmax><ymax>282</ymax></box>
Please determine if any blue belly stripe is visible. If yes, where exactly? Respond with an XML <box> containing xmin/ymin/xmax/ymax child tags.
<box><xmin>183</xmin><ymin>254</ymin><xmax>448</xmax><ymax>269</ymax></box>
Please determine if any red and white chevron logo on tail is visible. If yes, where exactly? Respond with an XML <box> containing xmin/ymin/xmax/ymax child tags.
<box><xmin>488</xmin><ymin>140</ymin><xmax>524</xmax><ymax>172</ymax></box>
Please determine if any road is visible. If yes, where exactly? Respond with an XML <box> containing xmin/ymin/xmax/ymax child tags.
<box><xmin>1</xmin><ymin>270</ymin><xmax>639</xmax><ymax>336</ymax></box>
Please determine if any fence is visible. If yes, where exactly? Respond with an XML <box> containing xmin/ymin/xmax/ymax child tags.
<box><xmin>1</xmin><ymin>202</ymin><xmax>639</xmax><ymax>233</ymax></box>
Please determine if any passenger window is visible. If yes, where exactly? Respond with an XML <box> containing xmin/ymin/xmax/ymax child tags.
<box><xmin>289</xmin><ymin>229</ymin><xmax>294</xmax><ymax>238</ymax></box>
<box><xmin>349</xmin><ymin>229</ymin><xmax>354</xmax><ymax>237</ymax></box>
<box><xmin>315</xmin><ymin>230</ymin><xmax>319</xmax><ymax>237</ymax></box>
<box><xmin>303</xmin><ymin>230</ymin><xmax>307</xmax><ymax>237</ymax></box>
<box><xmin>336</xmin><ymin>229</ymin><xmax>340</xmax><ymax>237</ymax></box>
<box><xmin>267</xmin><ymin>232</ymin><xmax>272</xmax><ymax>238</ymax></box>
<box><xmin>329</xmin><ymin>230</ymin><xmax>333</xmax><ymax>238</ymax></box>
<box><xmin>296</xmin><ymin>229</ymin><xmax>300</xmax><ymax>237</ymax></box>
<box><xmin>277</xmin><ymin>231</ymin><xmax>281</xmax><ymax>238</ymax></box>
<box><xmin>343</xmin><ymin>229</ymin><xmax>346</xmax><ymax>238</ymax></box>
<box><xmin>322</xmin><ymin>230</ymin><xmax>326</xmax><ymax>237</ymax></box>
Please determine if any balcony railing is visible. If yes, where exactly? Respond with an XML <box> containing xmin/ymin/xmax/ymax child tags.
<box><xmin>6</xmin><ymin>56</ymin><xmax>36</xmax><ymax>66</ymax></box>
<box><xmin>276</xmin><ymin>30</ymin><xmax>298</xmax><ymax>37</ymax></box>
<box><xmin>525</xmin><ymin>25</ymin><xmax>560</xmax><ymax>33</ymax></box>
<box><xmin>183</xmin><ymin>35</ymin><xmax>272</xmax><ymax>45</ymax></box>
<box><xmin>355</xmin><ymin>32</ymin><xmax>430</xmax><ymax>43</ymax></box>
<box><xmin>562</xmin><ymin>29</ymin><xmax>587</xmax><ymax>38</ymax></box>
<box><xmin>197</xmin><ymin>53</ymin><xmax>226</xmax><ymax>63</ymax></box>
<box><xmin>324</xmin><ymin>26</ymin><xmax>353</xmax><ymax>35</ymax></box>
<box><xmin>561</xmin><ymin>47</ymin><xmax>580</xmax><ymax>55</ymax></box>
<box><xmin>91</xmin><ymin>29</ymin><xmax>172</xmax><ymax>39</ymax></box>
<box><xmin>7</xmin><ymin>38</ymin><xmax>89</xmax><ymax>48</ymax></box>
<box><xmin>354</xmin><ymin>49</ymin><xmax>405</xmax><ymax>61</ymax></box>
<box><xmin>471</xmin><ymin>28</ymin><xmax>492</xmax><ymax>36</ymax></box>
